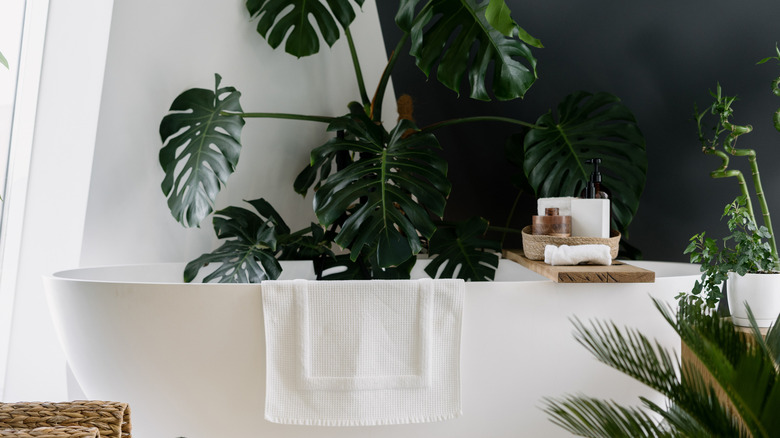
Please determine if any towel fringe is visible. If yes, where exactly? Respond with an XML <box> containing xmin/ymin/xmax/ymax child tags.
<box><xmin>265</xmin><ymin>411</ymin><xmax>463</xmax><ymax>427</ymax></box>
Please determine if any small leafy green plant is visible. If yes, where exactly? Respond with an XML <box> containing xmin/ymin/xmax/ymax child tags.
<box><xmin>684</xmin><ymin>196</ymin><xmax>778</xmax><ymax>309</ymax></box>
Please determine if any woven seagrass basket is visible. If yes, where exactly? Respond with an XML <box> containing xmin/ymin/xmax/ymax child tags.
<box><xmin>0</xmin><ymin>426</ymin><xmax>100</xmax><ymax>437</ymax></box>
<box><xmin>521</xmin><ymin>225</ymin><xmax>620</xmax><ymax>261</ymax></box>
<box><xmin>0</xmin><ymin>401</ymin><xmax>130</xmax><ymax>438</ymax></box>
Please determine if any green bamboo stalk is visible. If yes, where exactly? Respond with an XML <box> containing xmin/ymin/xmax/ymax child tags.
<box><xmin>720</xmin><ymin>119</ymin><xmax>778</xmax><ymax>260</ymax></box>
<box><xmin>703</xmin><ymin>148</ymin><xmax>755</xmax><ymax>222</ymax></box>
<box><xmin>772</xmin><ymin>78</ymin><xmax>780</xmax><ymax>131</ymax></box>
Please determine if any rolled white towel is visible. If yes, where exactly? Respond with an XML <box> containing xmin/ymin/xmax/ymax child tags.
<box><xmin>544</xmin><ymin>244</ymin><xmax>612</xmax><ymax>266</ymax></box>
<box><xmin>537</xmin><ymin>197</ymin><xmax>575</xmax><ymax>217</ymax></box>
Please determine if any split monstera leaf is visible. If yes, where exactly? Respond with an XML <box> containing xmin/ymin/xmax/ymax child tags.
<box><xmin>158</xmin><ymin>0</ymin><xmax>647</xmax><ymax>282</ymax></box>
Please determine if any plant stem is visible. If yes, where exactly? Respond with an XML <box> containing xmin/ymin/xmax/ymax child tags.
<box><xmin>372</xmin><ymin>32</ymin><xmax>409</xmax><ymax>122</ymax></box>
<box><xmin>704</xmin><ymin>148</ymin><xmax>755</xmax><ymax>221</ymax></box>
<box><xmin>223</xmin><ymin>111</ymin><xmax>335</xmax><ymax>124</ymax></box>
<box><xmin>721</xmin><ymin>120</ymin><xmax>778</xmax><ymax>260</ymax></box>
<box><xmin>746</xmin><ymin>155</ymin><xmax>777</xmax><ymax>259</ymax></box>
<box><xmin>419</xmin><ymin>116</ymin><xmax>545</xmax><ymax>133</ymax></box>
<box><xmin>772</xmin><ymin>77</ymin><xmax>780</xmax><ymax>131</ymax></box>
<box><xmin>345</xmin><ymin>27</ymin><xmax>370</xmax><ymax>107</ymax></box>
<box><xmin>500</xmin><ymin>190</ymin><xmax>523</xmax><ymax>247</ymax></box>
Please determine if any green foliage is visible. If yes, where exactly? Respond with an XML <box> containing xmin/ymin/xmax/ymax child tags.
<box><xmin>424</xmin><ymin>217</ymin><xmax>500</xmax><ymax>281</ymax></box>
<box><xmin>159</xmin><ymin>74</ymin><xmax>244</xmax><ymax>227</ymax></box>
<box><xmin>545</xmin><ymin>298</ymin><xmax>780</xmax><ymax>437</ymax></box>
<box><xmin>246</xmin><ymin>0</ymin><xmax>365</xmax><ymax>58</ymax></box>
<box><xmin>184</xmin><ymin>198</ymin><xmax>333</xmax><ymax>283</ymax></box>
<box><xmin>0</xmin><ymin>50</ymin><xmax>7</xmax><ymax>69</ymax></box>
<box><xmin>521</xmin><ymin>91</ymin><xmax>647</xmax><ymax>235</ymax></box>
<box><xmin>159</xmin><ymin>2</ymin><xmax>647</xmax><ymax>282</ymax></box>
<box><xmin>399</xmin><ymin>0</ymin><xmax>538</xmax><ymax>101</ymax></box>
<box><xmin>683</xmin><ymin>196</ymin><xmax>778</xmax><ymax>309</ymax></box>
<box><xmin>307</xmin><ymin>104</ymin><xmax>450</xmax><ymax>268</ymax></box>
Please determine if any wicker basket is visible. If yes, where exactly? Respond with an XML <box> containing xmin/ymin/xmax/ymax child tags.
<box><xmin>521</xmin><ymin>225</ymin><xmax>620</xmax><ymax>261</ymax></box>
<box><xmin>0</xmin><ymin>427</ymin><xmax>100</xmax><ymax>437</ymax></box>
<box><xmin>0</xmin><ymin>402</ymin><xmax>130</xmax><ymax>438</ymax></box>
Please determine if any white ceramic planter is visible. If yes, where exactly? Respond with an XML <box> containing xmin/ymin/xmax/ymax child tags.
<box><xmin>45</xmin><ymin>260</ymin><xmax>700</xmax><ymax>438</ymax></box>
<box><xmin>727</xmin><ymin>271</ymin><xmax>780</xmax><ymax>327</ymax></box>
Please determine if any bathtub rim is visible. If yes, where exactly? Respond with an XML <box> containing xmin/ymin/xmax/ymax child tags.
<box><xmin>46</xmin><ymin>259</ymin><xmax>701</xmax><ymax>286</ymax></box>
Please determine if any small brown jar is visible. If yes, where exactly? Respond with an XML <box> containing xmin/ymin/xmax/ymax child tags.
<box><xmin>531</xmin><ymin>207</ymin><xmax>572</xmax><ymax>237</ymax></box>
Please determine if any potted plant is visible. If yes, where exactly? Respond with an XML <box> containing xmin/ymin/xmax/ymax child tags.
<box><xmin>683</xmin><ymin>49</ymin><xmax>780</xmax><ymax>325</ymax></box>
<box><xmin>158</xmin><ymin>0</ymin><xmax>647</xmax><ymax>283</ymax></box>
<box><xmin>544</xmin><ymin>298</ymin><xmax>780</xmax><ymax>436</ymax></box>
<box><xmin>685</xmin><ymin>196</ymin><xmax>779</xmax><ymax>325</ymax></box>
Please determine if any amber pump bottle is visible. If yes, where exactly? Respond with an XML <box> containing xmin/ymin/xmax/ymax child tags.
<box><xmin>581</xmin><ymin>158</ymin><xmax>610</xmax><ymax>199</ymax></box>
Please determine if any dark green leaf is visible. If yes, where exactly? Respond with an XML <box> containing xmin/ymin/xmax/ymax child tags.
<box><xmin>159</xmin><ymin>74</ymin><xmax>245</xmax><ymax>227</ymax></box>
<box><xmin>311</xmin><ymin>108</ymin><xmax>450</xmax><ymax>268</ymax></box>
<box><xmin>278</xmin><ymin>223</ymin><xmax>335</xmax><ymax>261</ymax></box>
<box><xmin>246</xmin><ymin>0</ymin><xmax>365</xmax><ymax>58</ymax></box>
<box><xmin>546</xmin><ymin>299</ymin><xmax>780</xmax><ymax>437</ymax></box>
<box><xmin>318</xmin><ymin>253</ymin><xmax>369</xmax><ymax>280</ymax></box>
<box><xmin>523</xmin><ymin>91</ymin><xmax>647</xmax><ymax>234</ymax></box>
<box><xmin>406</xmin><ymin>0</ymin><xmax>539</xmax><ymax>101</ymax></box>
<box><xmin>183</xmin><ymin>198</ymin><xmax>289</xmax><ymax>283</ymax></box>
<box><xmin>424</xmin><ymin>217</ymin><xmax>500</xmax><ymax>281</ymax></box>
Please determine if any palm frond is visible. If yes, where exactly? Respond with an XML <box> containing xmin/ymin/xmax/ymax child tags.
<box><xmin>571</xmin><ymin>317</ymin><xmax>680</xmax><ymax>399</ymax></box>
<box><xmin>659</xmin><ymin>298</ymin><xmax>780</xmax><ymax>437</ymax></box>
<box><xmin>546</xmin><ymin>298</ymin><xmax>780</xmax><ymax>437</ymax></box>
<box><xmin>543</xmin><ymin>396</ymin><xmax>673</xmax><ymax>438</ymax></box>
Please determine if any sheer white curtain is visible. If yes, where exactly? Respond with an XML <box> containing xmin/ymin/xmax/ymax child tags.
<box><xmin>0</xmin><ymin>0</ymin><xmax>114</xmax><ymax>401</ymax></box>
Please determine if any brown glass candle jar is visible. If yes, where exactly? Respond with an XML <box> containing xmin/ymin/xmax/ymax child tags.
<box><xmin>531</xmin><ymin>207</ymin><xmax>572</xmax><ymax>237</ymax></box>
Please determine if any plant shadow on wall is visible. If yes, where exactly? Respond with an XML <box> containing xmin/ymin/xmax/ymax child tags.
<box><xmin>158</xmin><ymin>0</ymin><xmax>648</xmax><ymax>283</ymax></box>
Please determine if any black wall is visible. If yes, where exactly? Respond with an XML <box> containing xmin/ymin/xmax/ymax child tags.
<box><xmin>375</xmin><ymin>1</ymin><xmax>780</xmax><ymax>262</ymax></box>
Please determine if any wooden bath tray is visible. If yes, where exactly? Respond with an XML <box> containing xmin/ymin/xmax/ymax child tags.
<box><xmin>503</xmin><ymin>250</ymin><xmax>655</xmax><ymax>284</ymax></box>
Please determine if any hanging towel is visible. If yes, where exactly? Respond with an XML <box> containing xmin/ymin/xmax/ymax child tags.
<box><xmin>544</xmin><ymin>244</ymin><xmax>612</xmax><ymax>266</ymax></box>
<box><xmin>261</xmin><ymin>278</ymin><xmax>464</xmax><ymax>426</ymax></box>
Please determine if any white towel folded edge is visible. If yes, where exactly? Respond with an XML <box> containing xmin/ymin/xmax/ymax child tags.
<box><xmin>544</xmin><ymin>244</ymin><xmax>612</xmax><ymax>266</ymax></box>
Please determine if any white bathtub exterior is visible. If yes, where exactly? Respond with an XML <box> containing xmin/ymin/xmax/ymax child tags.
<box><xmin>44</xmin><ymin>260</ymin><xmax>700</xmax><ymax>438</ymax></box>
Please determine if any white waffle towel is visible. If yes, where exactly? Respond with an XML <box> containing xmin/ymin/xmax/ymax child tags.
<box><xmin>261</xmin><ymin>278</ymin><xmax>464</xmax><ymax>426</ymax></box>
<box><xmin>544</xmin><ymin>244</ymin><xmax>612</xmax><ymax>266</ymax></box>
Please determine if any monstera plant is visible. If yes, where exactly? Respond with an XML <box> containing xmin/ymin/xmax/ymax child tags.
<box><xmin>159</xmin><ymin>0</ymin><xmax>647</xmax><ymax>283</ymax></box>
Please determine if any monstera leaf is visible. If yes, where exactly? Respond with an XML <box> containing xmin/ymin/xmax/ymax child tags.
<box><xmin>159</xmin><ymin>74</ymin><xmax>244</xmax><ymax>227</ymax></box>
<box><xmin>316</xmin><ymin>252</ymin><xmax>418</xmax><ymax>280</ymax></box>
<box><xmin>246</xmin><ymin>0</ymin><xmax>365</xmax><ymax>58</ymax></box>
<box><xmin>184</xmin><ymin>198</ymin><xmax>288</xmax><ymax>283</ymax></box>
<box><xmin>397</xmin><ymin>0</ymin><xmax>539</xmax><ymax>101</ymax></box>
<box><xmin>424</xmin><ymin>217</ymin><xmax>501</xmax><ymax>281</ymax></box>
<box><xmin>522</xmin><ymin>91</ymin><xmax>647</xmax><ymax>234</ymax></box>
<box><xmin>311</xmin><ymin>104</ymin><xmax>451</xmax><ymax>267</ymax></box>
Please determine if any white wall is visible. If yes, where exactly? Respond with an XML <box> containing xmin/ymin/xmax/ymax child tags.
<box><xmin>80</xmin><ymin>0</ymin><xmax>395</xmax><ymax>267</ymax></box>
<box><xmin>3</xmin><ymin>0</ymin><xmax>114</xmax><ymax>400</ymax></box>
<box><xmin>4</xmin><ymin>0</ymin><xmax>393</xmax><ymax>400</ymax></box>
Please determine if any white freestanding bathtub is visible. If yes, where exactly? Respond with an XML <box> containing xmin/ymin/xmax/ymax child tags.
<box><xmin>44</xmin><ymin>260</ymin><xmax>700</xmax><ymax>438</ymax></box>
